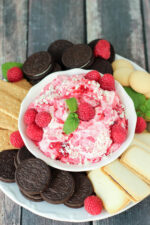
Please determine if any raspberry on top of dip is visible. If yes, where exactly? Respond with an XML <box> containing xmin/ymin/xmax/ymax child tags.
<box><xmin>26</xmin><ymin>72</ymin><xmax>128</xmax><ymax>165</ymax></box>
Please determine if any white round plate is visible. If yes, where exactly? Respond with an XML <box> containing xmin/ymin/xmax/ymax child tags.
<box><xmin>18</xmin><ymin>58</ymin><xmax>136</xmax><ymax>172</ymax></box>
<box><xmin>0</xmin><ymin>54</ymin><xmax>146</xmax><ymax>222</ymax></box>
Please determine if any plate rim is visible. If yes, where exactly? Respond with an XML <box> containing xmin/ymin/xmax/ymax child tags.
<box><xmin>0</xmin><ymin>54</ymin><xmax>147</xmax><ymax>222</ymax></box>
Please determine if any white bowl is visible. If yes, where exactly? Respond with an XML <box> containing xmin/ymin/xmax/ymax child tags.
<box><xmin>18</xmin><ymin>68</ymin><xmax>137</xmax><ymax>172</ymax></box>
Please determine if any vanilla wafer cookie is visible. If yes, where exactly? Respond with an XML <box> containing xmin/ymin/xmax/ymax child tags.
<box><xmin>112</xmin><ymin>59</ymin><xmax>134</xmax><ymax>71</ymax></box>
<box><xmin>0</xmin><ymin>112</ymin><xmax>18</xmax><ymax>131</ymax></box>
<box><xmin>129</xmin><ymin>71</ymin><xmax>150</xmax><ymax>94</ymax></box>
<box><xmin>113</xmin><ymin>68</ymin><xmax>133</xmax><ymax>86</ymax></box>
<box><xmin>0</xmin><ymin>91</ymin><xmax>20</xmax><ymax>120</ymax></box>
<box><xmin>0</xmin><ymin>130</ymin><xmax>14</xmax><ymax>151</ymax></box>
<box><xmin>0</xmin><ymin>80</ymin><xmax>28</xmax><ymax>101</ymax></box>
<box><xmin>103</xmin><ymin>159</ymin><xmax>150</xmax><ymax>202</ymax></box>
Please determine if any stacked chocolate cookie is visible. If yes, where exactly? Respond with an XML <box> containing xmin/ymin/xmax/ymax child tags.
<box><xmin>0</xmin><ymin>148</ymin><xmax>93</xmax><ymax>207</ymax></box>
<box><xmin>22</xmin><ymin>39</ymin><xmax>115</xmax><ymax>85</ymax></box>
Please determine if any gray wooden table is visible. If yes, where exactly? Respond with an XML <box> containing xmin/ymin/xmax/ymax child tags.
<box><xmin>0</xmin><ymin>0</ymin><xmax>150</xmax><ymax>224</ymax></box>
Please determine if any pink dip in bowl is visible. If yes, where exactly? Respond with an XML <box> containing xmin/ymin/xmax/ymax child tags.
<box><xmin>28</xmin><ymin>73</ymin><xmax>128</xmax><ymax>165</ymax></box>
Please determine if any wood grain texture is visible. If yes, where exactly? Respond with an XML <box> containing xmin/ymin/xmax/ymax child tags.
<box><xmin>22</xmin><ymin>208</ymin><xmax>90</xmax><ymax>225</ymax></box>
<box><xmin>0</xmin><ymin>191</ymin><xmax>21</xmax><ymax>225</ymax></box>
<box><xmin>0</xmin><ymin>0</ymin><xmax>28</xmax><ymax>224</ymax></box>
<box><xmin>93</xmin><ymin>196</ymin><xmax>150</xmax><ymax>225</ymax></box>
<box><xmin>86</xmin><ymin>0</ymin><xmax>146</xmax><ymax>68</ymax></box>
<box><xmin>0</xmin><ymin>0</ymin><xmax>28</xmax><ymax>70</ymax></box>
<box><xmin>142</xmin><ymin>0</ymin><xmax>150</xmax><ymax>71</ymax></box>
<box><xmin>27</xmin><ymin>0</ymin><xmax>85</xmax><ymax>56</ymax></box>
<box><xmin>0</xmin><ymin>0</ymin><xmax>3</xmax><ymax>79</ymax></box>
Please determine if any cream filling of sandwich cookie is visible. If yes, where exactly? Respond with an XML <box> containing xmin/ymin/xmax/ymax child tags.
<box><xmin>30</xmin><ymin>74</ymin><xmax>127</xmax><ymax>165</ymax></box>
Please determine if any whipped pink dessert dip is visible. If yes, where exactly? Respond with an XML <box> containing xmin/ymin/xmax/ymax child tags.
<box><xmin>28</xmin><ymin>73</ymin><xmax>128</xmax><ymax>165</ymax></box>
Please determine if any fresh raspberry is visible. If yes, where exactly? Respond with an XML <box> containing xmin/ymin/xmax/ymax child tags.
<box><xmin>24</xmin><ymin>108</ymin><xmax>37</xmax><ymax>125</ymax></box>
<box><xmin>111</xmin><ymin>123</ymin><xmax>127</xmax><ymax>144</ymax></box>
<box><xmin>35</xmin><ymin>111</ymin><xmax>51</xmax><ymax>128</ymax></box>
<box><xmin>26</xmin><ymin>123</ymin><xmax>43</xmax><ymax>142</ymax></box>
<box><xmin>77</xmin><ymin>102</ymin><xmax>95</xmax><ymax>121</ymax></box>
<box><xmin>100</xmin><ymin>73</ymin><xmax>115</xmax><ymax>91</ymax></box>
<box><xmin>7</xmin><ymin>67</ymin><xmax>23</xmax><ymax>82</ymax></box>
<box><xmin>84</xmin><ymin>195</ymin><xmax>103</xmax><ymax>215</ymax></box>
<box><xmin>10</xmin><ymin>130</ymin><xmax>24</xmax><ymax>148</ymax></box>
<box><xmin>135</xmin><ymin>117</ymin><xmax>146</xmax><ymax>133</ymax></box>
<box><xmin>85</xmin><ymin>70</ymin><xmax>101</xmax><ymax>82</ymax></box>
<box><xmin>94</xmin><ymin>40</ymin><xmax>110</xmax><ymax>60</ymax></box>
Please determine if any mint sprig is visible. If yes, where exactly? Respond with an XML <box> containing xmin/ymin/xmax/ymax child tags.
<box><xmin>66</xmin><ymin>97</ymin><xmax>78</xmax><ymax>113</ymax></box>
<box><xmin>63</xmin><ymin>113</ymin><xmax>79</xmax><ymax>134</ymax></box>
<box><xmin>2</xmin><ymin>62</ymin><xmax>23</xmax><ymax>80</ymax></box>
<box><xmin>124</xmin><ymin>87</ymin><xmax>150</xmax><ymax>120</ymax></box>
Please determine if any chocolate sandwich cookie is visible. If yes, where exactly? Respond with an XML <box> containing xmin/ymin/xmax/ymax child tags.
<box><xmin>15</xmin><ymin>158</ymin><xmax>51</xmax><ymax>195</ymax></box>
<box><xmin>14</xmin><ymin>154</ymin><xmax>19</xmax><ymax>168</ymax></box>
<box><xmin>62</xmin><ymin>44</ymin><xmax>94</xmax><ymax>69</ymax></box>
<box><xmin>28</xmin><ymin>78</ymin><xmax>43</xmax><ymax>85</ymax></box>
<box><xmin>52</xmin><ymin>62</ymin><xmax>62</xmax><ymax>72</ymax></box>
<box><xmin>20</xmin><ymin>189</ymin><xmax>43</xmax><ymax>202</ymax></box>
<box><xmin>0</xmin><ymin>150</ymin><xmax>18</xmax><ymax>183</ymax></box>
<box><xmin>41</xmin><ymin>170</ymin><xmax>75</xmax><ymax>204</ymax></box>
<box><xmin>90</xmin><ymin>58</ymin><xmax>113</xmax><ymax>74</ymax></box>
<box><xmin>23</xmin><ymin>51</ymin><xmax>53</xmax><ymax>80</ymax></box>
<box><xmin>48</xmin><ymin>40</ymin><xmax>73</xmax><ymax>65</ymax></box>
<box><xmin>28</xmin><ymin>62</ymin><xmax>62</xmax><ymax>86</ymax></box>
<box><xmin>17</xmin><ymin>146</ymin><xmax>34</xmax><ymax>164</ymax></box>
<box><xmin>65</xmin><ymin>173</ymin><xmax>93</xmax><ymax>208</ymax></box>
<box><xmin>88</xmin><ymin>39</ymin><xmax>115</xmax><ymax>63</ymax></box>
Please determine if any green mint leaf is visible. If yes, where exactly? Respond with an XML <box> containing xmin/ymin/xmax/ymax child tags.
<box><xmin>66</xmin><ymin>97</ymin><xmax>78</xmax><ymax>113</ymax></box>
<box><xmin>124</xmin><ymin>87</ymin><xmax>146</xmax><ymax>110</ymax></box>
<box><xmin>63</xmin><ymin>113</ymin><xmax>79</xmax><ymax>135</ymax></box>
<box><xmin>139</xmin><ymin>105</ymin><xmax>147</xmax><ymax>113</ymax></box>
<box><xmin>2</xmin><ymin>62</ymin><xmax>23</xmax><ymax>80</ymax></box>
<box><xmin>137</xmin><ymin>111</ymin><xmax>144</xmax><ymax>117</ymax></box>
<box><xmin>144</xmin><ymin>99</ymin><xmax>150</xmax><ymax>111</ymax></box>
<box><xmin>145</xmin><ymin>111</ymin><xmax>150</xmax><ymax>120</ymax></box>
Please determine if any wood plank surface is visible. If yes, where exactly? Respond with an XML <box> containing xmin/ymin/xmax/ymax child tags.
<box><xmin>0</xmin><ymin>193</ymin><xmax>21</xmax><ymax>225</ymax></box>
<box><xmin>93</xmin><ymin>197</ymin><xmax>150</xmax><ymax>225</ymax></box>
<box><xmin>22</xmin><ymin>209</ymin><xmax>90</xmax><ymax>225</ymax></box>
<box><xmin>0</xmin><ymin>0</ymin><xmax>28</xmax><ymax>70</ymax></box>
<box><xmin>86</xmin><ymin>0</ymin><xmax>150</xmax><ymax>224</ymax></box>
<box><xmin>27</xmin><ymin>0</ymin><xmax>85</xmax><ymax>56</ymax></box>
<box><xmin>142</xmin><ymin>0</ymin><xmax>150</xmax><ymax>71</ymax></box>
<box><xmin>0</xmin><ymin>0</ymin><xmax>28</xmax><ymax>225</ymax></box>
<box><xmin>86</xmin><ymin>0</ymin><xmax>146</xmax><ymax>68</ymax></box>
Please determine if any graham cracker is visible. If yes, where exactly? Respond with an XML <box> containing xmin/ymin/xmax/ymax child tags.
<box><xmin>0</xmin><ymin>90</ymin><xmax>20</xmax><ymax>120</ymax></box>
<box><xmin>0</xmin><ymin>129</ymin><xmax>15</xmax><ymax>151</ymax></box>
<box><xmin>14</xmin><ymin>79</ymin><xmax>32</xmax><ymax>90</ymax></box>
<box><xmin>0</xmin><ymin>111</ymin><xmax>18</xmax><ymax>131</ymax></box>
<box><xmin>0</xmin><ymin>79</ymin><xmax>28</xmax><ymax>101</ymax></box>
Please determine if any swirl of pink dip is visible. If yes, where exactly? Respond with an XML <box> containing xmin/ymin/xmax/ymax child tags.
<box><xmin>29</xmin><ymin>73</ymin><xmax>128</xmax><ymax>165</ymax></box>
